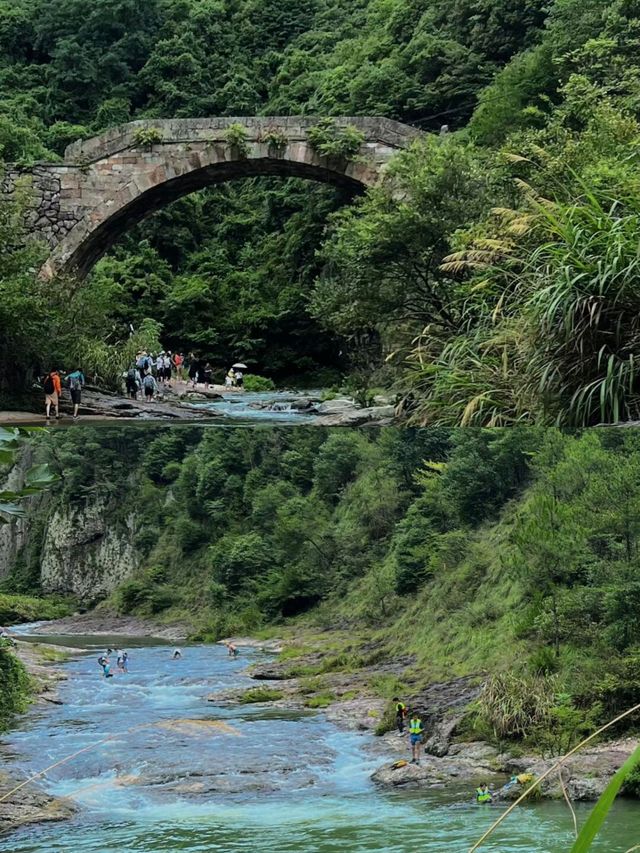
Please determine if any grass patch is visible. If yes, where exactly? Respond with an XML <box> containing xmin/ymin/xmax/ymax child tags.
<box><xmin>238</xmin><ymin>686</ymin><xmax>284</xmax><ymax>704</ymax></box>
<box><xmin>33</xmin><ymin>643</ymin><xmax>70</xmax><ymax>663</ymax></box>
<box><xmin>0</xmin><ymin>593</ymin><xmax>74</xmax><ymax>625</ymax></box>
<box><xmin>0</xmin><ymin>648</ymin><xmax>34</xmax><ymax>731</ymax></box>
<box><xmin>304</xmin><ymin>691</ymin><xmax>336</xmax><ymax>709</ymax></box>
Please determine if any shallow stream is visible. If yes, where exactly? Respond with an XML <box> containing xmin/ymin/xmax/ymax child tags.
<box><xmin>2</xmin><ymin>629</ymin><xmax>639</xmax><ymax>852</ymax></box>
<box><xmin>189</xmin><ymin>390</ymin><xmax>321</xmax><ymax>423</ymax></box>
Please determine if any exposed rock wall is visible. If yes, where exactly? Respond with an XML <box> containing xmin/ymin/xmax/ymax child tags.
<box><xmin>39</xmin><ymin>500</ymin><xmax>139</xmax><ymax>601</ymax></box>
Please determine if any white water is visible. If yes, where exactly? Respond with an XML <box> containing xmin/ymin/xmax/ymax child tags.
<box><xmin>3</xmin><ymin>629</ymin><xmax>639</xmax><ymax>852</ymax></box>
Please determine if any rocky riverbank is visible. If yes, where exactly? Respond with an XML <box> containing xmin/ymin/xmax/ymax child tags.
<box><xmin>208</xmin><ymin>638</ymin><xmax>640</xmax><ymax>803</ymax></box>
<box><xmin>27</xmin><ymin>611</ymin><xmax>190</xmax><ymax>641</ymax></box>
<box><xmin>0</xmin><ymin>638</ymin><xmax>81</xmax><ymax>833</ymax></box>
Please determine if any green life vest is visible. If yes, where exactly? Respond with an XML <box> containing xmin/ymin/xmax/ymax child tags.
<box><xmin>476</xmin><ymin>787</ymin><xmax>492</xmax><ymax>803</ymax></box>
<box><xmin>409</xmin><ymin>718</ymin><xmax>423</xmax><ymax>735</ymax></box>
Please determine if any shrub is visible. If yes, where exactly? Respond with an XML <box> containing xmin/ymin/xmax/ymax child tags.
<box><xmin>0</xmin><ymin>593</ymin><xmax>72</xmax><ymax>624</ymax></box>
<box><xmin>225</xmin><ymin>123</ymin><xmax>250</xmax><ymax>157</ymax></box>
<box><xmin>478</xmin><ymin>672</ymin><xmax>557</xmax><ymax>740</ymax></box>
<box><xmin>259</xmin><ymin>127</ymin><xmax>288</xmax><ymax>149</ymax></box>
<box><xmin>133</xmin><ymin>126</ymin><xmax>163</xmax><ymax>149</ymax></box>
<box><xmin>307</xmin><ymin>119</ymin><xmax>364</xmax><ymax>159</ymax></box>
<box><xmin>0</xmin><ymin>649</ymin><xmax>33</xmax><ymax>731</ymax></box>
<box><xmin>243</xmin><ymin>374</ymin><xmax>276</xmax><ymax>392</ymax></box>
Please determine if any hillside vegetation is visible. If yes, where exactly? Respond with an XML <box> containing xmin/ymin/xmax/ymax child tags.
<box><xmin>2</xmin><ymin>1</ymin><xmax>640</xmax><ymax>421</ymax></box>
<box><xmin>5</xmin><ymin>426</ymin><xmax>640</xmax><ymax>743</ymax></box>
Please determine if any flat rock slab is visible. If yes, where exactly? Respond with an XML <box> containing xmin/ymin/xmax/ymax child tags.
<box><xmin>28</xmin><ymin>612</ymin><xmax>189</xmax><ymax>640</ymax></box>
<box><xmin>504</xmin><ymin>738</ymin><xmax>640</xmax><ymax>801</ymax></box>
<box><xmin>371</xmin><ymin>741</ymin><xmax>503</xmax><ymax>789</ymax></box>
<box><xmin>0</xmin><ymin>771</ymin><xmax>77</xmax><ymax>833</ymax></box>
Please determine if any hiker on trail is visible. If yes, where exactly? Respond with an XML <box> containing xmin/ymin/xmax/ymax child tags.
<box><xmin>235</xmin><ymin>369</ymin><xmax>244</xmax><ymax>388</ymax></box>
<box><xmin>188</xmin><ymin>356</ymin><xmax>199</xmax><ymax>388</ymax></box>
<box><xmin>476</xmin><ymin>782</ymin><xmax>492</xmax><ymax>804</ymax></box>
<box><xmin>172</xmin><ymin>648</ymin><xmax>182</xmax><ymax>659</ymax></box>
<box><xmin>173</xmin><ymin>352</ymin><xmax>183</xmax><ymax>380</ymax></box>
<box><xmin>408</xmin><ymin>711</ymin><xmax>424</xmax><ymax>764</ymax></box>
<box><xmin>164</xmin><ymin>352</ymin><xmax>172</xmax><ymax>383</ymax></box>
<box><xmin>143</xmin><ymin>372</ymin><xmax>158</xmax><ymax>401</ymax></box>
<box><xmin>125</xmin><ymin>365</ymin><xmax>140</xmax><ymax>399</ymax></box>
<box><xmin>225</xmin><ymin>367</ymin><xmax>236</xmax><ymax>387</ymax></box>
<box><xmin>203</xmin><ymin>362</ymin><xmax>213</xmax><ymax>388</ymax></box>
<box><xmin>393</xmin><ymin>697</ymin><xmax>407</xmax><ymax>736</ymax></box>
<box><xmin>156</xmin><ymin>352</ymin><xmax>165</xmax><ymax>383</ymax></box>
<box><xmin>44</xmin><ymin>370</ymin><xmax>62</xmax><ymax>420</ymax></box>
<box><xmin>135</xmin><ymin>352</ymin><xmax>148</xmax><ymax>384</ymax></box>
<box><xmin>66</xmin><ymin>369</ymin><xmax>85</xmax><ymax>420</ymax></box>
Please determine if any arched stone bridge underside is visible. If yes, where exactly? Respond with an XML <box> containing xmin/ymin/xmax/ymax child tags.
<box><xmin>4</xmin><ymin>117</ymin><xmax>422</xmax><ymax>279</ymax></box>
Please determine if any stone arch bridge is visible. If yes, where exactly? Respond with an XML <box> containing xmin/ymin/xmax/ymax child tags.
<box><xmin>4</xmin><ymin>117</ymin><xmax>422</xmax><ymax>279</ymax></box>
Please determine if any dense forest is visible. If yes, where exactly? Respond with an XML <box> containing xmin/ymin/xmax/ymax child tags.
<box><xmin>2</xmin><ymin>0</ymin><xmax>640</xmax><ymax>422</ymax></box>
<box><xmin>5</xmin><ymin>425</ymin><xmax>640</xmax><ymax>745</ymax></box>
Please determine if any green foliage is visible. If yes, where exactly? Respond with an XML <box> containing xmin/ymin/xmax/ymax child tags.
<box><xmin>0</xmin><ymin>428</ymin><xmax>58</xmax><ymax>523</ymax></box>
<box><xmin>304</xmin><ymin>691</ymin><xmax>335</xmax><ymax>708</ymax></box>
<box><xmin>0</xmin><ymin>593</ymin><xmax>72</xmax><ymax>624</ymax></box>
<box><xmin>478</xmin><ymin>672</ymin><xmax>557</xmax><ymax>741</ymax></box>
<box><xmin>0</xmin><ymin>647</ymin><xmax>33</xmax><ymax>731</ymax></box>
<box><xmin>259</xmin><ymin>127</ymin><xmax>288</xmax><ymax>149</ymax></box>
<box><xmin>242</xmin><ymin>374</ymin><xmax>276</xmax><ymax>392</ymax></box>
<box><xmin>307</xmin><ymin>119</ymin><xmax>364</xmax><ymax>159</ymax></box>
<box><xmin>4</xmin><ymin>0</ymin><xmax>640</xmax><ymax>409</ymax></box>
<box><xmin>238</xmin><ymin>686</ymin><xmax>284</xmax><ymax>704</ymax></box>
<box><xmin>225</xmin><ymin>123</ymin><xmax>250</xmax><ymax>157</ymax></box>
<box><xmin>132</xmin><ymin>126</ymin><xmax>164</xmax><ymax>149</ymax></box>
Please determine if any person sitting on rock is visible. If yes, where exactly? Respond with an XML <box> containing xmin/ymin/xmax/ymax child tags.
<box><xmin>408</xmin><ymin>711</ymin><xmax>424</xmax><ymax>764</ymax></box>
<box><xmin>393</xmin><ymin>697</ymin><xmax>407</xmax><ymax>736</ymax></box>
<box><xmin>476</xmin><ymin>782</ymin><xmax>492</xmax><ymax>803</ymax></box>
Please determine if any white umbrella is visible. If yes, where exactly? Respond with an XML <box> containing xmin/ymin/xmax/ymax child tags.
<box><xmin>232</xmin><ymin>363</ymin><xmax>248</xmax><ymax>370</ymax></box>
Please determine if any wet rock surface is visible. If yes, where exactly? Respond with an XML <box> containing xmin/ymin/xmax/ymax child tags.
<box><xmin>502</xmin><ymin>738</ymin><xmax>640</xmax><ymax>801</ymax></box>
<box><xmin>0</xmin><ymin>770</ymin><xmax>77</xmax><ymax>832</ymax></box>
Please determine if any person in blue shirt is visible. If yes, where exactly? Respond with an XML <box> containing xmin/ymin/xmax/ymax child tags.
<box><xmin>66</xmin><ymin>369</ymin><xmax>85</xmax><ymax>420</ymax></box>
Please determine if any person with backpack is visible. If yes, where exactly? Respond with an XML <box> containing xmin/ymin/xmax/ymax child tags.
<box><xmin>125</xmin><ymin>364</ymin><xmax>140</xmax><ymax>399</ymax></box>
<box><xmin>143</xmin><ymin>371</ymin><xmax>158</xmax><ymax>401</ymax></box>
<box><xmin>43</xmin><ymin>370</ymin><xmax>62</xmax><ymax>419</ymax></box>
<box><xmin>66</xmin><ymin>369</ymin><xmax>85</xmax><ymax>420</ymax></box>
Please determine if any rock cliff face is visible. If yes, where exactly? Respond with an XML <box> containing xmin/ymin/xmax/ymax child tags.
<box><xmin>39</xmin><ymin>500</ymin><xmax>140</xmax><ymax>601</ymax></box>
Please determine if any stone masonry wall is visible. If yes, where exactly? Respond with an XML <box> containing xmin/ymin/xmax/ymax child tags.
<box><xmin>2</xmin><ymin>116</ymin><xmax>423</xmax><ymax>278</ymax></box>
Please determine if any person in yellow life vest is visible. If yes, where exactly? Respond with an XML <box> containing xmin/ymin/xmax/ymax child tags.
<box><xmin>408</xmin><ymin>712</ymin><xmax>424</xmax><ymax>764</ymax></box>
<box><xmin>393</xmin><ymin>696</ymin><xmax>407</xmax><ymax>736</ymax></box>
<box><xmin>476</xmin><ymin>782</ymin><xmax>492</xmax><ymax>803</ymax></box>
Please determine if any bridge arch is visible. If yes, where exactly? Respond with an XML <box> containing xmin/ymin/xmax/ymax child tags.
<box><xmin>4</xmin><ymin>117</ymin><xmax>422</xmax><ymax>279</ymax></box>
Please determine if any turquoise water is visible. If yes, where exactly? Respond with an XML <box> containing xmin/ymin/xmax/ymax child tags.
<box><xmin>2</xmin><ymin>632</ymin><xmax>640</xmax><ymax>853</ymax></box>
<box><xmin>188</xmin><ymin>390</ymin><xmax>320</xmax><ymax>423</ymax></box>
